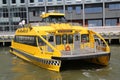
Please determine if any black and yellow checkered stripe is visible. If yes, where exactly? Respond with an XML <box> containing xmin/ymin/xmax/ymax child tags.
<box><xmin>12</xmin><ymin>48</ymin><xmax>61</xmax><ymax>66</ymax></box>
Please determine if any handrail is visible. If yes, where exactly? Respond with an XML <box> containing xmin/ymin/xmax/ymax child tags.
<box><xmin>38</xmin><ymin>35</ymin><xmax>61</xmax><ymax>56</ymax></box>
<box><xmin>89</xmin><ymin>30</ymin><xmax>110</xmax><ymax>53</ymax></box>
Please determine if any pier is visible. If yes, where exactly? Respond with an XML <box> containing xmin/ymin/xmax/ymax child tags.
<box><xmin>0</xmin><ymin>26</ymin><xmax>120</xmax><ymax>46</ymax></box>
<box><xmin>88</xmin><ymin>26</ymin><xmax>120</xmax><ymax>44</ymax></box>
<box><xmin>0</xmin><ymin>32</ymin><xmax>14</xmax><ymax>46</ymax></box>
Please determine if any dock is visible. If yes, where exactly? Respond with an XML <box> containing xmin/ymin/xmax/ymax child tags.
<box><xmin>88</xmin><ymin>26</ymin><xmax>120</xmax><ymax>44</ymax></box>
<box><xmin>0</xmin><ymin>31</ymin><xmax>14</xmax><ymax>46</ymax></box>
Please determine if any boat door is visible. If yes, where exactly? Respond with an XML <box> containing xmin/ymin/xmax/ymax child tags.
<box><xmin>74</xmin><ymin>33</ymin><xmax>81</xmax><ymax>50</ymax></box>
<box><xmin>55</xmin><ymin>35</ymin><xmax>64</xmax><ymax>51</ymax></box>
<box><xmin>47</xmin><ymin>34</ymin><xmax>55</xmax><ymax>52</ymax></box>
<box><xmin>48</xmin><ymin>34</ymin><xmax>55</xmax><ymax>46</ymax></box>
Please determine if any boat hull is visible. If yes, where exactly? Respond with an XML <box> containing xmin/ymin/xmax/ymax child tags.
<box><xmin>87</xmin><ymin>54</ymin><xmax>110</xmax><ymax>66</ymax></box>
<box><xmin>10</xmin><ymin>47</ymin><xmax>61</xmax><ymax>72</ymax></box>
<box><xmin>10</xmin><ymin>47</ymin><xmax>110</xmax><ymax>72</ymax></box>
<box><xmin>52</xmin><ymin>52</ymin><xmax>110</xmax><ymax>66</ymax></box>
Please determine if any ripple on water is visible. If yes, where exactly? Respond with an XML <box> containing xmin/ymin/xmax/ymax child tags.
<box><xmin>82</xmin><ymin>72</ymin><xmax>91</xmax><ymax>78</ymax></box>
<box><xmin>99</xmin><ymin>78</ymin><xmax>106</xmax><ymax>80</ymax></box>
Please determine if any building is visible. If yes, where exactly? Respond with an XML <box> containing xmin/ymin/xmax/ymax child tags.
<box><xmin>0</xmin><ymin>0</ymin><xmax>120</xmax><ymax>32</ymax></box>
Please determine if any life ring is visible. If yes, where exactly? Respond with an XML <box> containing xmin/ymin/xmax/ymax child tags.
<box><xmin>65</xmin><ymin>45</ymin><xmax>70</xmax><ymax>51</ymax></box>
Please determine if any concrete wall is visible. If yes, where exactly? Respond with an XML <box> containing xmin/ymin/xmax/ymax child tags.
<box><xmin>0</xmin><ymin>0</ymin><xmax>120</xmax><ymax>26</ymax></box>
<box><xmin>105</xmin><ymin>3</ymin><xmax>120</xmax><ymax>18</ymax></box>
<box><xmin>65</xmin><ymin>10</ymin><xmax>83</xmax><ymax>20</ymax></box>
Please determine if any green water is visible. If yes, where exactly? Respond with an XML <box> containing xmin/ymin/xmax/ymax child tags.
<box><xmin>0</xmin><ymin>45</ymin><xmax>120</xmax><ymax>80</ymax></box>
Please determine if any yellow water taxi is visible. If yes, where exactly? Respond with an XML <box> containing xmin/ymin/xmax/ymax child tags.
<box><xmin>10</xmin><ymin>11</ymin><xmax>110</xmax><ymax>72</ymax></box>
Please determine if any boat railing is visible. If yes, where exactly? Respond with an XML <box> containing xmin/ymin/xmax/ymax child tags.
<box><xmin>39</xmin><ymin>45</ymin><xmax>54</xmax><ymax>53</ymax></box>
<box><xmin>38</xmin><ymin>35</ymin><xmax>61</xmax><ymax>56</ymax></box>
<box><xmin>80</xmin><ymin>42</ymin><xmax>106</xmax><ymax>52</ymax></box>
<box><xmin>61</xmin><ymin>42</ymin><xmax>107</xmax><ymax>56</ymax></box>
<box><xmin>30</xmin><ymin>22</ymin><xmax>51</xmax><ymax>26</ymax></box>
<box><xmin>30</xmin><ymin>22</ymin><xmax>81</xmax><ymax>27</ymax></box>
<box><xmin>68</xmin><ymin>22</ymin><xmax>81</xmax><ymax>26</ymax></box>
<box><xmin>39</xmin><ymin>41</ymin><xmax>107</xmax><ymax>56</ymax></box>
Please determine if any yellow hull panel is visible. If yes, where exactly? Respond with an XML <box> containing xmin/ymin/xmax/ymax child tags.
<box><xmin>87</xmin><ymin>55</ymin><xmax>110</xmax><ymax>66</ymax></box>
<box><xmin>10</xmin><ymin>48</ymin><xmax>61</xmax><ymax>72</ymax></box>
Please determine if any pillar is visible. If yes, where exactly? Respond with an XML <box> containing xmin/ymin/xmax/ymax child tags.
<box><xmin>3</xmin><ymin>42</ymin><xmax>5</xmax><ymax>46</ymax></box>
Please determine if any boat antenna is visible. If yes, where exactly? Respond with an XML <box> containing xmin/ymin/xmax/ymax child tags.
<box><xmin>70</xmin><ymin>11</ymin><xmax>73</xmax><ymax>24</ymax></box>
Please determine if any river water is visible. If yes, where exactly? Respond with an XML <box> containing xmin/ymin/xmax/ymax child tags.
<box><xmin>0</xmin><ymin>45</ymin><xmax>120</xmax><ymax>80</ymax></box>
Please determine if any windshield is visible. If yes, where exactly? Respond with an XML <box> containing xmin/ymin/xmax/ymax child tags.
<box><xmin>42</xmin><ymin>16</ymin><xmax>67</xmax><ymax>23</ymax></box>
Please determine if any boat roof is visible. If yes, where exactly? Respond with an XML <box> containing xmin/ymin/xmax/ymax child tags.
<box><xmin>40</xmin><ymin>12</ymin><xmax>65</xmax><ymax>18</ymax></box>
<box><xmin>16</xmin><ymin>11</ymin><xmax>88</xmax><ymax>36</ymax></box>
<box><xmin>15</xmin><ymin>24</ymin><xmax>88</xmax><ymax>36</ymax></box>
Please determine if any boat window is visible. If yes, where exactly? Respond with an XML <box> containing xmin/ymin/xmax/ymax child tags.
<box><xmin>14</xmin><ymin>36</ymin><xmax>17</xmax><ymax>42</ymax></box>
<box><xmin>81</xmin><ymin>34</ymin><xmax>89</xmax><ymax>43</ymax></box>
<box><xmin>68</xmin><ymin>34</ymin><xmax>73</xmax><ymax>44</ymax></box>
<box><xmin>14</xmin><ymin>36</ymin><xmax>37</xmax><ymax>46</ymax></box>
<box><xmin>41</xmin><ymin>16</ymin><xmax>67</xmax><ymax>23</ymax></box>
<box><xmin>49</xmin><ymin>16</ymin><xmax>66</xmax><ymax>23</ymax></box>
<box><xmin>62</xmin><ymin>34</ymin><xmax>67</xmax><ymax>44</ymax></box>
<box><xmin>42</xmin><ymin>17</ymin><xmax>50</xmax><ymax>22</ymax></box>
<box><xmin>56</xmin><ymin>35</ymin><xmax>61</xmax><ymax>45</ymax></box>
<box><xmin>38</xmin><ymin>36</ymin><xmax>46</xmax><ymax>46</ymax></box>
<box><xmin>75</xmin><ymin>35</ymin><xmax>80</xmax><ymax>41</ymax></box>
<box><xmin>42</xmin><ymin>35</ymin><xmax>46</xmax><ymax>39</ymax></box>
<box><xmin>48</xmin><ymin>36</ymin><xmax>54</xmax><ymax>42</ymax></box>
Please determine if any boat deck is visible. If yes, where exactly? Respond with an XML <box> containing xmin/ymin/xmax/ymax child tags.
<box><xmin>52</xmin><ymin>48</ymin><xmax>109</xmax><ymax>60</ymax></box>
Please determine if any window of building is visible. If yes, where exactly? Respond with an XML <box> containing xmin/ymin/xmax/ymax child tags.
<box><xmin>2</xmin><ymin>0</ymin><xmax>7</xmax><ymax>4</ymax></box>
<box><xmin>5</xmin><ymin>26</ymin><xmax>9</xmax><ymax>31</ymax></box>
<box><xmin>67</xmin><ymin>6</ymin><xmax>73</xmax><ymax>13</ymax></box>
<box><xmin>2</xmin><ymin>8</ymin><xmax>8</xmax><ymax>18</ymax></box>
<box><xmin>66</xmin><ymin>0</ymin><xmax>71</xmax><ymax>1</ymax></box>
<box><xmin>96</xmin><ymin>0</ymin><xmax>101</xmax><ymax>2</ymax></box>
<box><xmin>66</xmin><ymin>0</ymin><xmax>71</xmax><ymax>4</ymax></box>
<box><xmin>47</xmin><ymin>7</ymin><xmax>54</xmax><ymax>12</ymax></box>
<box><xmin>3</xmin><ymin>13</ymin><xmax>8</xmax><ymax>17</ymax></box>
<box><xmin>33</xmin><ymin>10</ymin><xmax>39</xmax><ymax>16</ymax></box>
<box><xmin>75</xmin><ymin>6</ymin><xmax>81</xmax><ymax>14</ymax></box>
<box><xmin>57</xmin><ymin>7</ymin><xmax>63</xmax><ymax>13</ymax></box>
<box><xmin>12</xmin><ymin>0</ymin><xmax>16</xmax><ymax>4</ymax></box>
<box><xmin>106</xmin><ymin>19</ymin><xmax>117</xmax><ymax>26</ymax></box>
<box><xmin>85</xmin><ymin>7</ymin><xmax>102</xmax><ymax>13</ymax></box>
<box><xmin>39</xmin><ymin>10</ymin><xmax>45</xmax><ymax>15</ymax></box>
<box><xmin>0</xmin><ymin>13</ymin><xmax>2</xmax><ymax>17</ymax></box>
<box><xmin>47</xmin><ymin>6</ymin><xmax>63</xmax><ymax>13</ymax></box>
<box><xmin>48</xmin><ymin>0</ymin><xmax>52</xmax><ymax>2</ymax></box>
<box><xmin>21</xmin><ymin>0</ymin><xmax>25</xmax><ymax>3</ymax></box>
<box><xmin>85</xmin><ymin>0</ymin><xmax>91</xmax><ymax>2</ymax></box>
<box><xmin>76</xmin><ymin>0</ymin><xmax>81</xmax><ymax>3</ymax></box>
<box><xmin>0</xmin><ymin>27</ymin><xmax>3</xmax><ymax>31</ymax></box>
<box><xmin>109</xmin><ymin>3</ymin><xmax>120</xmax><ymax>10</ymax></box>
<box><xmin>76</xmin><ymin>0</ymin><xmax>81</xmax><ymax>1</ymax></box>
<box><xmin>88</xmin><ymin>20</ymin><xmax>102</xmax><ymax>27</ymax></box>
<box><xmin>30</xmin><ymin>0</ymin><xmax>34</xmax><ymax>3</ymax></box>
<box><xmin>59</xmin><ymin>9</ymin><xmax>63</xmax><ymax>13</ymax></box>
<box><xmin>38</xmin><ymin>0</ymin><xmax>43</xmax><ymax>2</ymax></box>
<box><xmin>57</xmin><ymin>0</ymin><xmax>62</xmax><ymax>1</ymax></box>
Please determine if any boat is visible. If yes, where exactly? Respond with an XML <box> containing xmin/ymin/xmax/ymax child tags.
<box><xmin>10</xmin><ymin>11</ymin><xmax>111</xmax><ymax>72</ymax></box>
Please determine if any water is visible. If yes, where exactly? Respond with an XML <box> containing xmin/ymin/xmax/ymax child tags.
<box><xmin>0</xmin><ymin>45</ymin><xmax>120</xmax><ymax>80</ymax></box>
